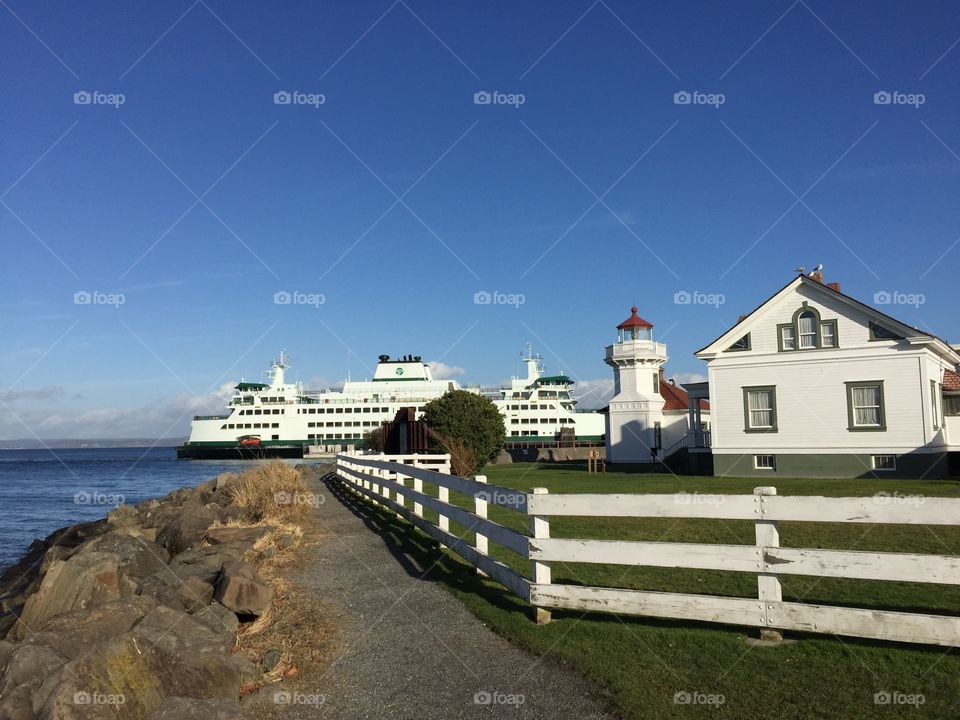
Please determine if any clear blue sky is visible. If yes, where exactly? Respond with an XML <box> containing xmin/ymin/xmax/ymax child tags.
<box><xmin>3</xmin><ymin>0</ymin><xmax>960</xmax><ymax>438</ymax></box>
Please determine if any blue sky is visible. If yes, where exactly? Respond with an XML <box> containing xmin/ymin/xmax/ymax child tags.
<box><xmin>2</xmin><ymin>0</ymin><xmax>960</xmax><ymax>438</ymax></box>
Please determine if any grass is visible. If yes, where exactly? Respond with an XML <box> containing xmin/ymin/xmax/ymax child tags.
<box><xmin>226</xmin><ymin>461</ymin><xmax>313</xmax><ymax>523</ymax></box>
<box><xmin>347</xmin><ymin>461</ymin><xmax>960</xmax><ymax>719</ymax></box>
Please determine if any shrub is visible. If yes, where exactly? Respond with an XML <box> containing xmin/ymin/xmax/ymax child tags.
<box><xmin>226</xmin><ymin>461</ymin><xmax>314</xmax><ymax>522</ymax></box>
<box><xmin>422</xmin><ymin>390</ymin><xmax>504</xmax><ymax>476</ymax></box>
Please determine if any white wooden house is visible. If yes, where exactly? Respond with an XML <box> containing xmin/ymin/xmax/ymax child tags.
<box><xmin>694</xmin><ymin>273</ymin><xmax>960</xmax><ymax>478</ymax></box>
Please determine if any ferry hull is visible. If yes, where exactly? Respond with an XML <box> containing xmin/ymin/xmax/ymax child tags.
<box><xmin>176</xmin><ymin>443</ymin><xmax>305</xmax><ymax>460</ymax></box>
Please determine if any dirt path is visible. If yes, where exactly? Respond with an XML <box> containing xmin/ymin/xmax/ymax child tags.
<box><xmin>271</xmin><ymin>470</ymin><xmax>615</xmax><ymax>720</ymax></box>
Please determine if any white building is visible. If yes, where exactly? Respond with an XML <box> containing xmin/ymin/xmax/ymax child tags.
<box><xmin>604</xmin><ymin>307</ymin><xmax>710</xmax><ymax>467</ymax></box>
<box><xmin>694</xmin><ymin>272</ymin><xmax>960</xmax><ymax>478</ymax></box>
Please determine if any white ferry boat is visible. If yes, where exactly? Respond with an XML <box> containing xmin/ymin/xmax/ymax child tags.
<box><xmin>177</xmin><ymin>350</ymin><xmax>605</xmax><ymax>459</ymax></box>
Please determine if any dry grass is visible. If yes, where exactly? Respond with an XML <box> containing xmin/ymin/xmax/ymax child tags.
<box><xmin>225</xmin><ymin>461</ymin><xmax>314</xmax><ymax>523</ymax></box>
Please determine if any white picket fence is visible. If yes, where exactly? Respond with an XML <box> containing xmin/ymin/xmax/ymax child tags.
<box><xmin>334</xmin><ymin>452</ymin><xmax>960</xmax><ymax>647</ymax></box>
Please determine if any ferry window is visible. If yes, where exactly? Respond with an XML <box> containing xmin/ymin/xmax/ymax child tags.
<box><xmin>221</xmin><ymin>425</ymin><xmax>226</xmax><ymax>430</ymax></box>
<box><xmin>272</xmin><ymin>424</ymin><xmax>279</xmax><ymax>429</ymax></box>
<box><xmin>278</xmin><ymin>397</ymin><xmax>285</xmax><ymax>402</ymax></box>
<box><xmin>336</xmin><ymin>408</ymin><xmax>343</xmax><ymax>413</ymax></box>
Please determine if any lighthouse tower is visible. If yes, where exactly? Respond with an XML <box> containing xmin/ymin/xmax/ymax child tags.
<box><xmin>604</xmin><ymin>307</ymin><xmax>667</xmax><ymax>464</ymax></box>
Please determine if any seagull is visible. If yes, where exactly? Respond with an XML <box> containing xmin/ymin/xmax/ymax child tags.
<box><xmin>794</xmin><ymin>265</ymin><xmax>806</xmax><ymax>274</ymax></box>
<box><xmin>808</xmin><ymin>263</ymin><xmax>823</xmax><ymax>276</ymax></box>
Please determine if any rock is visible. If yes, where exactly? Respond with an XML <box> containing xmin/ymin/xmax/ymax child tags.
<box><xmin>218</xmin><ymin>505</ymin><xmax>248</xmax><ymax>524</ymax></box>
<box><xmin>278</xmin><ymin>533</ymin><xmax>294</xmax><ymax>549</ymax></box>
<box><xmin>38</xmin><ymin>606</ymin><xmax>248</xmax><ymax>719</ymax></box>
<box><xmin>258</xmin><ymin>546</ymin><xmax>275</xmax><ymax>561</ymax></box>
<box><xmin>21</xmin><ymin>596</ymin><xmax>157</xmax><ymax>659</ymax></box>
<box><xmin>11</xmin><ymin>552</ymin><xmax>121</xmax><ymax>641</ymax></box>
<box><xmin>107</xmin><ymin>504</ymin><xmax>140</xmax><ymax>528</ymax></box>
<box><xmin>214</xmin><ymin>472</ymin><xmax>239</xmax><ymax>491</ymax></box>
<box><xmin>40</xmin><ymin>545</ymin><xmax>76</xmax><ymax>574</ymax></box>
<box><xmin>213</xmin><ymin>561</ymin><xmax>273</xmax><ymax>617</ymax></box>
<box><xmin>155</xmin><ymin>501</ymin><xmax>217</xmax><ymax>555</ymax></box>
<box><xmin>260</xmin><ymin>649</ymin><xmax>281</xmax><ymax>672</ymax></box>
<box><xmin>0</xmin><ymin>683</ymin><xmax>35</xmax><ymax>720</ymax></box>
<box><xmin>115</xmin><ymin>526</ymin><xmax>158</xmax><ymax>543</ymax></box>
<box><xmin>191</xmin><ymin>602</ymin><xmax>239</xmax><ymax>644</ymax></box>
<box><xmin>76</xmin><ymin>531</ymin><xmax>170</xmax><ymax>579</ymax></box>
<box><xmin>0</xmin><ymin>638</ymin><xmax>15</xmax><ymax>671</ymax></box>
<box><xmin>0</xmin><ymin>612</ymin><xmax>17</xmax><ymax>639</ymax></box>
<box><xmin>145</xmin><ymin>696</ymin><xmax>250</xmax><ymax>720</ymax></box>
<box><xmin>204</xmin><ymin>526</ymin><xmax>269</xmax><ymax>547</ymax></box>
<box><xmin>0</xmin><ymin>644</ymin><xmax>65</xmax><ymax>696</ymax></box>
<box><xmin>171</xmin><ymin>542</ymin><xmax>248</xmax><ymax>573</ymax></box>
<box><xmin>137</xmin><ymin>573</ymin><xmax>214</xmax><ymax>613</ymax></box>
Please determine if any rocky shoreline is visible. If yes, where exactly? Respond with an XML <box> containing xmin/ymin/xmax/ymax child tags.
<box><xmin>0</xmin><ymin>462</ymin><xmax>328</xmax><ymax>719</ymax></box>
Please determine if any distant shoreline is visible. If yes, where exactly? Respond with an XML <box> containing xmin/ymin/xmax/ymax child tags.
<box><xmin>0</xmin><ymin>439</ymin><xmax>186</xmax><ymax>450</ymax></box>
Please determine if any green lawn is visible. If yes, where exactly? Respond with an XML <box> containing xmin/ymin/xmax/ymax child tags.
<box><xmin>351</xmin><ymin>462</ymin><xmax>960</xmax><ymax>719</ymax></box>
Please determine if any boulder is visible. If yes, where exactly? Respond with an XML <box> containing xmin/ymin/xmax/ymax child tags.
<box><xmin>204</xmin><ymin>526</ymin><xmax>269</xmax><ymax>548</ymax></box>
<box><xmin>191</xmin><ymin>602</ymin><xmax>239</xmax><ymax>645</ymax></box>
<box><xmin>106</xmin><ymin>504</ymin><xmax>139</xmax><ymax>528</ymax></box>
<box><xmin>0</xmin><ymin>683</ymin><xmax>35</xmax><ymax>720</ymax></box>
<box><xmin>260</xmin><ymin>649</ymin><xmax>281</xmax><ymax>672</ymax></box>
<box><xmin>213</xmin><ymin>561</ymin><xmax>272</xmax><ymax>617</ymax></box>
<box><xmin>75</xmin><ymin>532</ymin><xmax>170</xmax><ymax>580</ymax></box>
<box><xmin>137</xmin><ymin>574</ymin><xmax>213</xmax><ymax>613</ymax></box>
<box><xmin>155</xmin><ymin>501</ymin><xmax>217</xmax><ymax>555</ymax></box>
<box><xmin>0</xmin><ymin>644</ymin><xmax>65</xmax><ymax>697</ymax></box>
<box><xmin>38</xmin><ymin>606</ymin><xmax>247</xmax><ymax>719</ymax></box>
<box><xmin>214</xmin><ymin>472</ymin><xmax>239</xmax><ymax>492</ymax></box>
<box><xmin>217</xmin><ymin>506</ymin><xmax>248</xmax><ymax>524</ymax></box>
<box><xmin>145</xmin><ymin>696</ymin><xmax>250</xmax><ymax>720</ymax></box>
<box><xmin>22</xmin><ymin>596</ymin><xmax>157</xmax><ymax>659</ymax></box>
<box><xmin>0</xmin><ymin>638</ymin><xmax>15</xmax><ymax>672</ymax></box>
<box><xmin>115</xmin><ymin>526</ymin><xmax>158</xmax><ymax>544</ymax></box>
<box><xmin>11</xmin><ymin>552</ymin><xmax>121</xmax><ymax>641</ymax></box>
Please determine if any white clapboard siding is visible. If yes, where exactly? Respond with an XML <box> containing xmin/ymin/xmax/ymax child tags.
<box><xmin>529</xmin><ymin>539</ymin><xmax>960</xmax><ymax>585</ymax></box>
<box><xmin>341</xmin><ymin>455</ymin><xmax>527</xmax><ymax>512</ymax></box>
<box><xmin>339</xmin><ymin>465</ymin><xmax>528</xmax><ymax>556</ymax></box>
<box><xmin>339</xmin><ymin>467</ymin><xmax>531</xmax><ymax>600</ymax></box>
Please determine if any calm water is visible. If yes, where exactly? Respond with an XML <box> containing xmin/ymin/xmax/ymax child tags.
<box><xmin>0</xmin><ymin>447</ymin><xmax>313</xmax><ymax>572</ymax></box>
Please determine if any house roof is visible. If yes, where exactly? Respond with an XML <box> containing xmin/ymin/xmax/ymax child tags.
<box><xmin>694</xmin><ymin>275</ymin><xmax>959</xmax><ymax>364</ymax></box>
<box><xmin>944</xmin><ymin>369</ymin><xmax>960</xmax><ymax>391</ymax></box>
<box><xmin>618</xmin><ymin>306</ymin><xmax>653</xmax><ymax>330</ymax></box>
<box><xmin>660</xmin><ymin>373</ymin><xmax>709</xmax><ymax>412</ymax></box>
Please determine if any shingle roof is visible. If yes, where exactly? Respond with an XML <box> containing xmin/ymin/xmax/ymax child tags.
<box><xmin>660</xmin><ymin>373</ymin><xmax>709</xmax><ymax>411</ymax></box>
<box><xmin>618</xmin><ymin>306</ymin><xmax>653</xmax><ymax>330</ymax></box>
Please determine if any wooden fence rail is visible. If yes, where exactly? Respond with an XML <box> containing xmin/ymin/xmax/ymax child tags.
<box><xmin>334</xmin><ymin>452</ymin><xmax>960</xmax><ymax>647</ymax></box>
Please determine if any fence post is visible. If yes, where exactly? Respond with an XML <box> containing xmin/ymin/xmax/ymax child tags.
<box><xmin>530</xmin><ymin>487</ymin><xmax>552</xmax><ymax>625</ymax></box>
<box><xmin>413</xmin><ymin>472</ymin><xmax>424</xmax><ymax>518</ymax></box>
<box><xmin>754</xmin><ymin>486</ymin><xmax>782</xmax><ymax>643</ymax></box>
<box><xmin>395</xmin><ymin>471</ymin><xmax>405</xmax><ymax>509</ymax></box>
<box><xmin>474</xmin><ymin>475</ymin><xmax>488</xmax><ymax>575</ymax></box>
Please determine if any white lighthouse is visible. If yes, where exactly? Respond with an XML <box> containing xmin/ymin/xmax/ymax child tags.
<box><xmin>604</xmin><ymin>307</ymin><xmax>668</xmax><ymax>464</ymax></box>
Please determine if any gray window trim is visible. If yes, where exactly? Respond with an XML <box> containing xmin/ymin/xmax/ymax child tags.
<box><xmin>777</xmin><ymin>303</ymin><xmax>838</xmax><ymax>352</ymax></box>
<box><xmin>727</xmin><ymin>333</ymin><xmax>751</xmax><ymax>352</ymax></box>
<box><xmin>845</xmin><ymin>380</ymin><xmax>887</xmax><ymax>432</ymax></box>
<box><xmin>743</xmin><ymin>385</ymin><xmax>778</xmax><ymax>433</ymax></box>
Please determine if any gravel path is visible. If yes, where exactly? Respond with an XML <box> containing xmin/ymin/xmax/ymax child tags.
<box><xmin>279</xmin><ymin>470</ymin><xmax>615</xmax><ymax>720</ymax></box>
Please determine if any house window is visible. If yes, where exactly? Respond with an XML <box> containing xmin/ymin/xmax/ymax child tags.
<box><xmin>728</xmin><ymin>333</ymin><xmax>751</xmax><ymax>351</ymax></box>
<box><xmin>653</xmin><ymin>373</ymin><xmax>660</xmax><ymax>393</ymax></box>
<box><xmin>821</xmin><ymin>321</ymin><xmax>837</xmax><ymax>348</ymax></box>
<box><xmin>869</xmin><ymin>322</ymin><xmax>903</xmax><ymax>341</ymax></box>
<box><xmin>931</xmin><ymin>380</ymin><xmax>940</xmax><ymax>431</ymax></box>
<box><xmin>744</xmin><ymin>386</ymin><xmax>777</xmax><ymax>432</ymax></box>
<box><xmin>872</xmin><ymin>455</ymin><xmax>896</xmax><ymax>471</ymax></box>
<box><xmin>798</xmin><ymin>311</ymin><xmax>817</xmax><ymax>348</ymax></box>
<box><xmin>781</xmin><ymin>326</ymin><xmax>796</xmax><ymax>350</ymax></box>
<box><xmin>944</xmin><ymin>395</ymin><xmax>960</xmax><ymax>416</ymax></box>
<box><xmin>846</xmin><ymin>381</ymin><xmax>886</xmax><ymax>431</ymax></box>
<box><xmin>654</xmin><ymin>421</ymin><xmax>662</xmax><ymax>449</ymax></box>
<box><xmin>754</xmin><ymin>454</ymin><xmax>776</xmax><ymax>470</ymax></box>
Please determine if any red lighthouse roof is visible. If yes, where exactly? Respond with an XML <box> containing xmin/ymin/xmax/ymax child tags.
<box><xmin>617</xmin><ymin>306</ymin><xmax>653</xmax><ymax>330</ymax></box>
